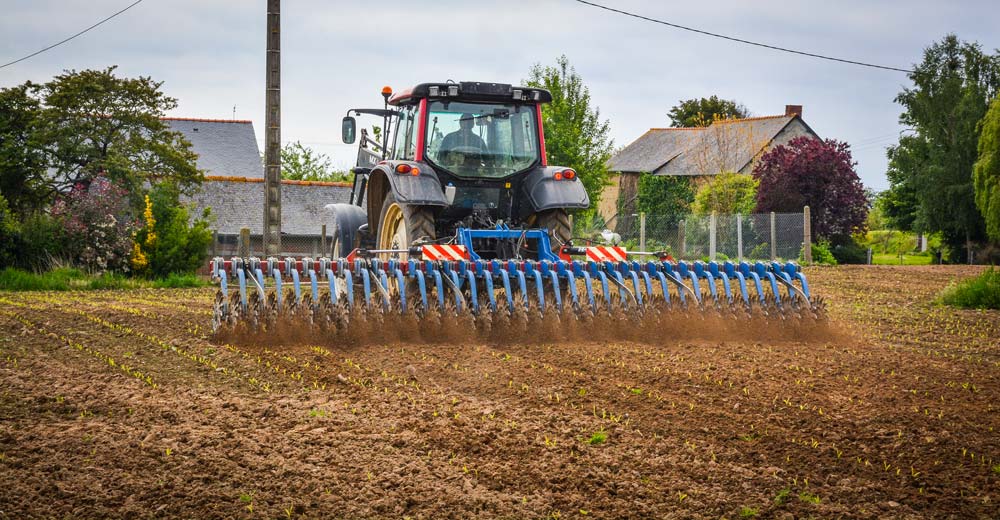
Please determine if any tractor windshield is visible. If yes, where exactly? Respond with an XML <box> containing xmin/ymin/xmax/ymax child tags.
<box><xmin>425</xmin><ymin>101</ymin><xmax>540</xmax><ymax>178</ymax></box>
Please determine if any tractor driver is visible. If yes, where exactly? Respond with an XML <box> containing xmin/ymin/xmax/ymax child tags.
<box><xmin>439</xmin><ymin>113</ymin><xmax>487</xmax><ymax>169</ymax></box>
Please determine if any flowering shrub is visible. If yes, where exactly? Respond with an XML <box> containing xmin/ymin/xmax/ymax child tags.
<box><xmin>51</xmin><ymin>177</ymin><xmax>136</xmax><ymax>274</ymax></box>
<box><xmin>132</xmin><ymin>183</ymin><xmax>212</xmax><ymax>277</ymax></box>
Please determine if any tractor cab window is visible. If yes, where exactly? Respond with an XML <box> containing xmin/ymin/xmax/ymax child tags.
<box><xmin>392</xmin><ymin>104</ymin><xmax>418</xmax><ymax>161</ymax></box>
<box><xmin>426</xmin><ymin>101</ymin><xmax>539</xmax><ymax>178</ymax></box>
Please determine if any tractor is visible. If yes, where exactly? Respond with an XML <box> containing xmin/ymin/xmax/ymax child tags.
<box><xmin>328</xmin><ymin>81</ymin><xmax>585</xmax><ymax>261</ymax></box>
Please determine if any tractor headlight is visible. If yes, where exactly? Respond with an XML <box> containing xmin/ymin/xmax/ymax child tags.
<box><xmin>429</xmin><ymin>86</ymin><xmax>440</xmax><ymax>96</ymax></box>
<box><xmin>447</xmin><ymin>85</ymin><xmax>459</xmax><ymax>96</ymax></box>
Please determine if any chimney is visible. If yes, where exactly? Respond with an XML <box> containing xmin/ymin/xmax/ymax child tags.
<box><xmin>785</xmin><ymin>104</ymin><xmax>803</xmax><ymax>118</ymax></box>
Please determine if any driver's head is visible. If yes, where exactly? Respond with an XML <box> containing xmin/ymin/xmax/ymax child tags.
<box><xmin>459</xmin><ymin>113</ymin><xmax>476</xmax><ymax>131</ymax></box>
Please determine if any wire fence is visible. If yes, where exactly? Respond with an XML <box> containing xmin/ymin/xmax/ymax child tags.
<box><xmin>208</xmin><ymin>231</ymin><xmax>333</xmax><ymax>259</ymax></box>
<box><xmin>578</xmin><ymin>211</ymin><xmax>808</xmax><ymax>262</ymax></box>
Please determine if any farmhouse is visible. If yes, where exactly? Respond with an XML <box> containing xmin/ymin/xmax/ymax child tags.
<box><xmin>166</xmin><ymin>117</ymin><xmax>351</xmax><ymax>256</ymax></box>
<box><xmin>601</xmin><ymin>105</ymin><xmax>819</xmax><ymax>222</ymax></box>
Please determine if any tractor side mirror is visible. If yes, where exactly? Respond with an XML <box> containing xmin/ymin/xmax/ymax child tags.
<box><xmin>342</xmin><ymin>116</ymin><xmax>356</xmax><ymax>144</ymax></box>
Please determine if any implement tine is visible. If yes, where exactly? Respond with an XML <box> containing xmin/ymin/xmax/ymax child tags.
<box><xmin>394</xmin><ymin>268</ymin><xmax>407</xmax><ymax>313</ymax></box>
<box><xmin>272</xmin><ymin>268</ymin><xmax>283</xmax><ymax>311</ymax></box>
<box><xmin>236</xmin><ymin>268</ymin><xmax>248</xmax><ymax>312</ymax></box>
<box><xmin>465</xmin><ymin>271</ymin><xmax>479</xmax><ymax>313</ymax></box>
<box><xmin>325</xmin><ymin>268</ymin><xmax>339</xmax><ymax>305</ymax></box>
<box><xmin>413</xmin><ymin>268</ymin><xmax>428</xmax><ymax>311</ymax></box>
<box><xmin>498</xmin><ymin>269</ymin><xmax>513</xmax><ymax>312</ymax></box>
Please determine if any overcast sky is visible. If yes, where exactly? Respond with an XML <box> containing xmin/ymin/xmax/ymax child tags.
<box><xmin>2</xmin><ymin>0</ymin><xmax>997</xmax><ymax>190</ymax></box>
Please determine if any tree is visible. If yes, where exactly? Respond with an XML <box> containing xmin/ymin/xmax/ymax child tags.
<box><xmin>636</xmin><ymin>175</ymin><xmax>693</xmax><ymax>236</ymax></box>
<box><xmin>692</xmin><ymin>171</ymin><xmax>758</xmax><ymax>215</ymax></box>
<box><xmin>31</xmin><ymin>66</ymin><xmax>202</xmax><ymax>205</ymax></box>
<box><xmin>668</xmin><ymin>96</ymin><xmax>750</xmax><ymax>128</ymax></box>
<box><xmin>881</xmin><ymin>134</ymin><xmax>926</xmax><ymax>231</ymax></box>
<box><xmin>0</xmin><ymin>84</ymin><xmax>48</xmax><ymax>215</ymax></box>
<box><xmin>974</xmin><ymin>96</ymin><xmax>1000</xmax><ymax>241</ymax></box>
<box><xmin>527</xmin><ymin>56</ymin><xmax>613</xmax><ymax>215</ymax></box>
<box><xmin>753</xmin><ymin>136</ymin><xmax>868</xmax><ymax>240</ymax></box>
<box><xmin>280</xmin><ymin>141</ymin><xmax>351</xmax><ymax>182</ymax></box>
<box><xmin>887</xmin><ymin>35</ymin><xmax>1000</xmax><ymax>260</ymax></box>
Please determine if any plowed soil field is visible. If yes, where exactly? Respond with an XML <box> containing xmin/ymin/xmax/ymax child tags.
<box><xmin>1</xmin><ymin>266</ymin><xmax>997</xmax><ymax>519</ymax></box>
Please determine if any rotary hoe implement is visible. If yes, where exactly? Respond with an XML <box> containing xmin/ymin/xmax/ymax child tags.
<box><xmin>210</xmin><ymin>81</ymin><xmax>824</xmax><ymax>342</ymax></box>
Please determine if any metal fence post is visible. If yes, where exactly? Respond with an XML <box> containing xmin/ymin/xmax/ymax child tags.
<box><xmin>769</xmin><ymin>212</ymin><xmax>777</xmax><ymax>261</ymax></box>
<box><xmin>736</xmin><ymin>213</ymin><xmax>743</xmax><ymax>262</ymax></box>
<box><xmin>239</xmin><ymin>227</ymin><xmax>251</xmax><ymax>258</ymax></box>
<box><xmin>639</xmin><ymin>212</ymin><xmax>646</xmax><ymax>252</ymax></box>
<box><xmin>803</xmin><ymin>206</ymin><xmax>812</xmax><ymax>264</ymax></box>
<box><xmin>320</xmin><ymin>224</ymin><xmax>327</xmax><ymax>256</ymax></box>
<box><xmin>709</xmin><ymin>212</ymin><xmax>717</xmax><ymax>261</ymax></box>
<box><xmin>678</xmin><ymin>220</ymin><xmax>686</xmax><ymax>258</ymax></box>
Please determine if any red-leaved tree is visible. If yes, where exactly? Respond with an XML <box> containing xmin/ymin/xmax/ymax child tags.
<box><xmin>753</xmin><ymin>137</ymin><xmax>868</xmax><ymax>240</ymax></box>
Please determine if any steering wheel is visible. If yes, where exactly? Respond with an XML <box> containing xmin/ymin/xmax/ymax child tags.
<box><xmin>444</xmin><ymin>145</ymin><xmax>486</xmax><ymax>167</ymax></box>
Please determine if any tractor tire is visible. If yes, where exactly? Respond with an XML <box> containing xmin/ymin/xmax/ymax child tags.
<box><xmin>527</xmin><ymin>209</ymin><xmax>572</xmax><ymax>253</ymax></box>
<box><xmin>376</xmin><ymin>192</ymin><xmax>436</xmax><ymax>256</ymax></box>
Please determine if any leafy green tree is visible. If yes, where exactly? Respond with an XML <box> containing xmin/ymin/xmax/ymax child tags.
<box><xmin>887</xmin><ymin>35</ymin><xmax>1000</xmax><ymax>260</ymax></box>
<box><xmin>281</xmin><ymin>141</ymin><xmax>351</xmax><ymax>182</ymax></box>
<box><xmin>636</xmin><ymin>175</ymin><xmax>694</xmax><ymax>236</ymax></box>
<box><xmin>527</xmin><ymin>55</ymin><xmax>613</xmax><ymax>215</ymax></box>
<box><xmin>974</xmin><ymin>97</ymin><xmax>1000</xmax><ymax>241</ymax></box>
<box><xmin>692</xmin><ymin>172</ymin><xmax>758</xmax><ymax>215</ymax></box>
<box><xmin>0</xmin><ymin>85</ymin><xmax>48</xmax><ymax>215</ymax></box>
<box><xmin>31</xmin><ymin>66</ymin><xmax>202</xmax><ymax>205</ymax></box>
<box><xmin>668</xmin><ymin>96</ymin><xmax>750</xmax><ymax>128</ymax></box>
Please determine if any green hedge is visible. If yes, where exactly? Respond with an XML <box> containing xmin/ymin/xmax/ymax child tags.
<box><xmin>939</xmin><ymin>268</ymin><xmax>1000</xmax><ymax>309</ymax></box>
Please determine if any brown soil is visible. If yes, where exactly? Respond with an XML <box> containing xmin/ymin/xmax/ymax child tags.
<box><xmin>0</xmin><ymin>266</ymin><xmax>997</xmax><ymax>519</ymax></box>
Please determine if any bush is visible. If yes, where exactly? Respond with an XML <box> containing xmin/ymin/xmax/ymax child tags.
<box><xmin>51</xmin><ymin>177</ymin><xmax>136</xmax><ymax>274</ymax></box>
<box><xmin>939</xmin><ymin>268</ymin><xmax>1000</xmax><ymax>309</ymax></box>
<box><xmin>829</xmin><ymin>236</ymin><xmax>868</xmax><ymax>264</ymax></box>
<box><xmin>133</xmin><ymin>184</ymin><xmax>213</xmax><ymax>278</ymax></box>
<box><xmin>802</xmin><ymin>241</ymin><xmax>837</xmax><ymax>265</ymax></box>
<box><xmin>692</xmin><ymin>172</ymin><xmax>758</xmax><ymax>215</ymax></box>
<box><xmin>14</xmin><ymin>212</ymin><xmax>66</xmax><ymax>271</ymax></box>
<box><xmin>0</xmin><ymin>194</ymin><xmax>19</xmax><ymax>268</ymax></box>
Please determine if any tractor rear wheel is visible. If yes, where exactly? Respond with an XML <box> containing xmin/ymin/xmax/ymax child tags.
<box><xmin>377</xmin><ymin>193</ymin><xmax>435</xmax><ymax>311</ymax></box>
<box><xmin>527</xmin><ymin>209</ymin><xmax>572</xmax><ymax>253</ymax></box>
<box><xmin>377</xmin><ymin>192</ymin><xmax>436</xmax><ymax>257</ymax></box>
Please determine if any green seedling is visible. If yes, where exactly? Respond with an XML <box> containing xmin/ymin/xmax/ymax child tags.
<box><xmin>798</xmin><ymin>491</ymin><xmax>821</xmax><ymax>504</ymax></box>
<box><xmin>587</xmin><ymin>430</ymin><xmax>607</xmax><ymax>445</ymax></box>
<box><xmin>774</xmin><ymin>488</ymin><xmax>791</xmax><ymax>505</ymax></box>
<box><xmin>739</xmin><ymin>506</ymin><xmax>759</xmax><ymax>518</ymax></box>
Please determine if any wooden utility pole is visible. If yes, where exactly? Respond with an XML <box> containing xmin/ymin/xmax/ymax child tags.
<box><xmin>263</xmin><ymin>0</ymin><xmax>282</xmax><ymax>256</ymax></box>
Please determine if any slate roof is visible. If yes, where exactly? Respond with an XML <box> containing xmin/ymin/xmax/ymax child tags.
<box><xmin>606</xmin><ymin>128</ymin><xmax>705</xmax><ymax>173</ymax></box>
<box><xmin>164</xmin><ymin>118</ymin><xmax>265</xmax><ymax>178</ymax></box>
<box><xmin>607</xmin><ymin>114</ymin><xmax>816</xmax><ymax>176</ymax></box>
<box><xmin>183</xmin><ymin>177</ymin><xmax>352</xmax><ymax>235</ymax></box>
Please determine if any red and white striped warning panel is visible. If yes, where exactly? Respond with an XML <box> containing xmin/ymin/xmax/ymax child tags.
<box><xmin>421</xmin><ymin>244</ymin><xmax>471</xmax><ymax>261</ymax></box>
<box><xmin>585</xmin><ymin>246</ymin><xmax>627</xmax><ymax>262</ymax></box>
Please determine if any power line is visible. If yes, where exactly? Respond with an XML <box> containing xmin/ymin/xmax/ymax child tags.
<box><xmin>0</xmin><ymin>0</ymin><xmax>148</xmax><ymax>70</ymax></box>
<box><xmin>571</xmin><ymin>0</ymin><xmax>914</xmax><ymax>73</ymax></box>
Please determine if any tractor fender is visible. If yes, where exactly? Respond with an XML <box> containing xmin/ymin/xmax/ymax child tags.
<box><xmin>365</xmin><ymin>162</ymin><xmax>448</xmax><ymax>235</ymax></box>
<box><xmin>327</xmin><ymin>203</ymin><xmax>368</xmax><ymax>256</ymax></box>
<box><xmin>522</xmin><ymin>166</ymin><xmax>590</xmax><ymax>211</ymax></box>
<box><xmin>378</xmin><ymin>161</ymin><xmax>449</xmax><ymax>206</ymax></box>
